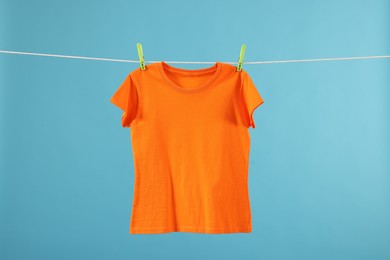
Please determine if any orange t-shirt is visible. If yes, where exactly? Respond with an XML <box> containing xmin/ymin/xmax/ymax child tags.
<box><xmin>110</xmin><ymin>61</ymin><xmax>264</xmax><ymax>234</ymax></box>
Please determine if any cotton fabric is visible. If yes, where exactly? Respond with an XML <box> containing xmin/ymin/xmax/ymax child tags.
<box><xmin>110</xmin><ymin>61</ymin><xmax>264</xmax><ymax>234</ymax></box>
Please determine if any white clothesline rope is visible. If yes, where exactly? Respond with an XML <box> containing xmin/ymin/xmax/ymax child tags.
<box><xmin>1</xmin><ymin>50</ymin><xmax>390</xmax><ymax>65</ymax></box>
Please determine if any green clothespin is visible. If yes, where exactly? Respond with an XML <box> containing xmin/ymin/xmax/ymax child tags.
<box><xmin>237</xmin><ymin>44</ymin><xmax>246</xmax><ymax>71</ymax></box>
<box><xmin>136</xmin><ymin>42</ymin><xmax>146</xmax><ymax>70</ymax></box>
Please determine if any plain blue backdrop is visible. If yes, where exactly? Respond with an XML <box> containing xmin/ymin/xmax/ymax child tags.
<box><xmin>1</xmin><ymin>0</ymin><xmax>389</xmax><ymax>259</ymax></box>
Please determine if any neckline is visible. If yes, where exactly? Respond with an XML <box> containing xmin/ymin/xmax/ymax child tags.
<box><xmin>158</xmin><ymin>61</ymin><xmax>222</xmax><ymax>93</ymax></box>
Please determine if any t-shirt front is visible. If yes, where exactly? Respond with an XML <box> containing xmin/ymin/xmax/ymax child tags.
<box><xmin>110</xmin><ymin>61</ymin><xmax>264</xmax><ymax>234</ymax></box>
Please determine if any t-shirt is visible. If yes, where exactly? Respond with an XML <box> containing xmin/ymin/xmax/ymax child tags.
<box><xmin>110</xmin><ymin>61</ymin><xmax>264</xmax><ymax>234</ymax></box>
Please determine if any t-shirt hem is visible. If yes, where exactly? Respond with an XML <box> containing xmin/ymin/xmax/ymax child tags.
<box><xmin>130</xmin><ymin>225</ymin><xmax>252</xmax><ymax>234</ymax></box>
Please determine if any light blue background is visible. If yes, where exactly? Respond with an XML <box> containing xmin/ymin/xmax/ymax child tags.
<box><xmin>1</xmin><ymin>0</ymin><xmax>389</xmax><ymax>259</ymax></box>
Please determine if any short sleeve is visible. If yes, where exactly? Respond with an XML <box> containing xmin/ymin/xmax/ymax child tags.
<box><xmin>110</xmin><ymin>74</ymin><xmax>138</xmax><ymax>128</ymax></box>
<box><xmin>241</xmin><ymin>71</ymin><xmax>264</xmax><ymax>128</ymax></box>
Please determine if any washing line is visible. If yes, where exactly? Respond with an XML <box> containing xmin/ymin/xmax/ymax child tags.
<box><xmin>0</xmin><ymin>50</ymin><xmax>389</xmax><ymax>65</ymax></box>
